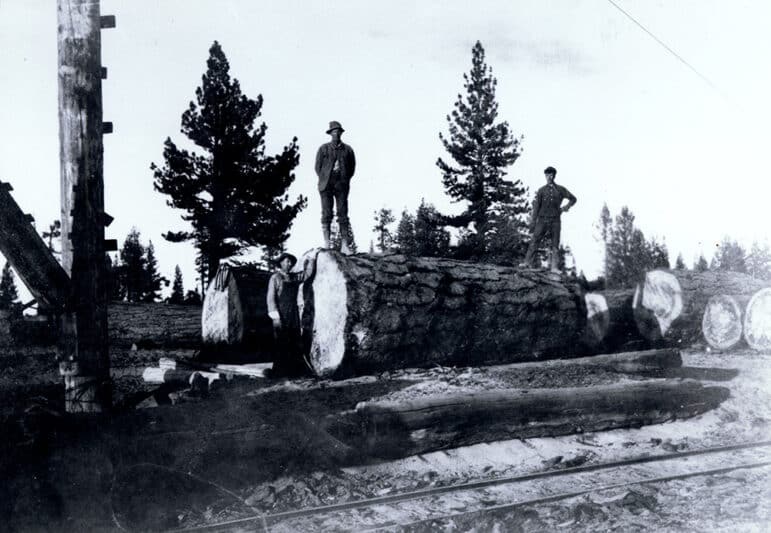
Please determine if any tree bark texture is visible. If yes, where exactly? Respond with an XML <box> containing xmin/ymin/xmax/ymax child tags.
<box><xmin>633</xmin><ymin>269</ymin><xmax>768</xmax><ymax>347</ymax></box>
<box><xmin>301</xmin><ymin>251</ymin><xmax>586</xmax><ymax>377</ymax></box>
<box><xmin>57</xmin><ymin>0</ymin><xmax>111</xmax><ymax>412</ymax></box>
<box><xmin>744</xmin><ymin>288</ymin><xmax>771</xmax><ymax>351</ymax></box>
<box><xmin>352</xmin><ymin>379</ymin><xmax>729</xmax><ymax>457</ymax></box>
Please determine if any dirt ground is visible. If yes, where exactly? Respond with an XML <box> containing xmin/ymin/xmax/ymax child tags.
<box><xmin>0</xmin><ymin>345</ymin><xmax>768</xmax><ymax>531</ymax></box>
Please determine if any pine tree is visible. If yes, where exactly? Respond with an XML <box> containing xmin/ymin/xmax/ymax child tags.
<box><xmin>142</xmin><ymin>241</ymin><xmax>167</xmax><ymax>302</ymax></box>
<box><xmin>413</xmin><ymin>200</ymin><xmax>451</xmax><ymax>257</ymax></box>
<box><xmin>695</xmin><ymin>254</ymin><xmax>709</xmax><ymax>272</ymax></box>
<box><xmin>675</xmin><ymin>253</ymin><xmax>686</xmax><ymax>270</ymax></box>
<box><xmin>41</xmin><ymin>220</ymin><xmax>61</xmax><ymax>256</ymax></box>
<box><xmin>747</xmin><ymin>241</ymin><xmax>771</xmax><ymax>280</ymax></box>
<box><xmin>394</xmin><ymin>210</ymin><xmax>416</xmax><ymax>255</ymax></box>
<box><xmin>0</xmin><ymin>262</ymin><xmax>19</xmax><ymax>310</ymax></box>
<box><xmin>712</xmin><ymin>237</ymin><xmax>747</xmax><ymax>273</ymax></box>
<box><xmin>648</xmin><ymin>237</ymin><xmax>670</xmax><ymax>269</ymax></box>
<box><xmin>119</xmin><ymin>228</ymin><xmax>146</xmax><ymax>302</ymax></box>
<box><xmin>152</xmin><ymin>41</ymin><xmax>307</xmax><ymax>288</ymax></box>
<box><xmin>169</xmin><ymin>265</ymin><xmax>185</xmax><ymax>304</ymax></box>
<box><xmin>436</xmin><ymin>41</ymin><xmax>528</xmax><ymax>260</ymax></box>
<box><xmin>372</xmin><ymin>208</ymin><xmax>396</xmax><ymax>253</ymax></box>
<box><xmin>184</xmin><ymin>288</ymin><xmax>203</xmax><ymax>306</ymax></box>
<box><xmin>604</xmin><ymin>207</ymin><xmax>652</xmax><ymax>288</ymax></box>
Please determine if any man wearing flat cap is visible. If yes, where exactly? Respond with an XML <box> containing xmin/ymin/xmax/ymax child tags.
<box><xmin>522</xmin><ymin>166</ymin><xmax>577</xmax><ymax>273</ymax></box>
<box><xmin>315</xmin><ymin>121</ymin><xmax>356</xmax><ymax>253</ymax></box>
<box><xmin>266</xmin><ymin>252</ymin><xmax>308</xmax><ymax>376</ymax></box>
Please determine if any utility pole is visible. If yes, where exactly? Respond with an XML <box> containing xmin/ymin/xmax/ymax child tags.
<box><xmin>57</xmin><ymin>0</ymin><xmax>115</xmax><ymax>412</ymax></box>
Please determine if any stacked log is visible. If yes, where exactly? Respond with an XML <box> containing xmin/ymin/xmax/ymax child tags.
<box><xmin>701</xmin><ymin>295</ymin><xmax>747</xmax><ymax>350</ymax></box>
<box><xmin>108</xmin><ymin>302</ymin><xmax>201</xmax><ymax>348</ymax></box>
<box><xmin>633</xmin><ymin>269</ymin><xmax>767</xmax><ymax>347</ymax></box>
<box><xmin>581</xmin><ymin>289</ymin><xmax>641</xmax><ymax>352</ymax></box>
<box><xmin>201</xmin><ymin>265</ymin><xmax>274</xmax><ymax>356</ymax></box>
<box><xmin>300</xmin><ymin>251</ymin><xmax>586</xmax><ymax>377</ymax></box>
<box><xmin>744</xmin><ymin>288</ymin><xmax>771</xmax><ymax>351</ymax></box>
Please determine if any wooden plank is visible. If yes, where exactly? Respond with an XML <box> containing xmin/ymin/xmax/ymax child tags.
<box><xmin>58</xmin><ymin>0</ymin><xmax>111</xmax><ymax>412</ymax></box>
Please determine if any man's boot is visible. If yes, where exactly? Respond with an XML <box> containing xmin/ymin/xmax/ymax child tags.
<box><xmin>322</xmin><ymin>224</ymin><xmax>331</xmax><ymax>249</ymax></box>
<box><xmin>340</xmin><ymin>223</ymin><xmax>353</xmax><ymax>255</ymax></box>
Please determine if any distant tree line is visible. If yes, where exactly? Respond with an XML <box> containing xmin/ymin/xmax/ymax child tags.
<box><xmin>107</xmin><ymin>228</ymin><xmax>201</xmax><ymax>305</ymax></box>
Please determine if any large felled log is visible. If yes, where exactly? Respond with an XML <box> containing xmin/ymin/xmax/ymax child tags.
<box><xmin>201</xmin><ymin>265</ymin><xmax>274</xmax><ymax>356</ymax></box>
<box><xmin>301</xmin><ymin>251</ymin><xmax>586</xmax><ymax>377</ymax></box>
<box><xmin>581</xmin><ymin>289</ymin><xmax>642</xmax><ymax>352</ymax></box>
<box><xmin>701</xmin><ymin>295</ymin><xmax>748</xmax><ymax>350</ymax></box>
<box><xmin>108</xmin><ymin>302</ymin><xmax>201</xmax><ymax>348</ymax></box>
<box><xmin>352</xmin><ymin>379</ymin><xmax>729</xmax><ymax>456</ymax></box>
<box><xmin>633</xmin><ymin>269</ymin><xmax>767</xmax><ymax>347</ymax></box>
<box><xmin>744</xmin><ymin>288</ymin><xmax>771</xmax><ymax>351</ymax></box>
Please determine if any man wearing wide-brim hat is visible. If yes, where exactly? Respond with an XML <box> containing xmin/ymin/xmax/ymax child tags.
<box><xmin>314</xmin><ymin>121</ymin><xmax>356</xmax><ymax>253</ymax></box>
<box><xmin>266</xmin><ymin>252</ymin><xmax>309</xmax><ymax>376</ymax></box>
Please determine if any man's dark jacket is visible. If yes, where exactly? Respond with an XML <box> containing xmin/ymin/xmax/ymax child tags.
<box><xmin>315</xmin><ymin>141</ymin><xmax>356</xmax><ymax>192</ymax></box>
<box><xmin>532</xmin><ymin>183</ymin><xmax>577</xmax><ymax>222</ymax></box>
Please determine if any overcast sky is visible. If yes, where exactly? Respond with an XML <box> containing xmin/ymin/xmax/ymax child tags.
<box><xmin>1</xmin><ymin>0</ymin><xmax>770</xmax><ymax>299</ymax></box>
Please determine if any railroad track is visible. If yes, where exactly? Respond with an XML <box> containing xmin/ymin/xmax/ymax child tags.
<box><xmin>175</xmin><ymin>440</ymin><xmax>771</xmax><ymax>532</ymax></box>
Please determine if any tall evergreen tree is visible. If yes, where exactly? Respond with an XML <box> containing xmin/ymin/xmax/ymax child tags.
<box><xmin>604</xmin><ymin>207</ymin><xmax>652</xmax><ymax>288</ymax></box>
<box><xmin>695</xmin><ymin>254</ymin><xmax>709</xmax><ymax>272</ymax></box>
<box><xmin>372</xmin><ymin>208</ymin><xmax>396</xmax><ymax>253</ymax></box>
<box><xmin>675</xmin><ymin>253</ymin><xmax>686</xmax><ymax>270</ymax></box>
<box><xmin>41</xmin><ymin>220</ymin><xmax>61</xmax><ymax>256</ymax></box>
<box><xmin>394</xmin><ymin>210</ymin><xmax>416</xmax><ymax>255</ymax></box>
<box><xmin>747</xmin><ymin>241</ymin><xmax>771</xmax><ymax>280</ymax></box>
<box><xmin>169</xmin><ymin>265</ymin><xmax>185</xmax><ymax>304</ymax></box>
<box><xmin>0</xmin><ymin>262</ymin><xmax>19</xmax><ymax>310</ymax></box>
<box><xmin>142</xmin><ymin>241</ymin><xmax>167</xmax><ymax>302</ymax></box>
<box><xmin>436</xmin><ymin>41</ymin><xmax>528</xmax><ymax>260</ymax></box>
<box><xmin>152</xmin><ymin>41</ymin><xmax>306</xmax><ymax>287</ymax></box>
<box><xmin>712</xmin><ymin>237</ymin><xmax>747</xmax><ymax>273</ymax></box>
<box><xmin>119</xmin><ymin>228</ymin><xmax>146</xmax><ymax>302</ymax></box>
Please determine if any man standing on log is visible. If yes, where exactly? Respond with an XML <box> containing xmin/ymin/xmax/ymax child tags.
<box><xmin>522</xmin><ymin>166</ymin><xmax>577</xmax><ymax>273</ymax></box>
<box><xmin>266</xmin><ymin>252</ymin><xmax>309</xmax><ymax>377</ymax></box>
<box><xmin>315</xmin><ymin>121</ymin><xmax>356</xmax><ymax>254</ymax></box>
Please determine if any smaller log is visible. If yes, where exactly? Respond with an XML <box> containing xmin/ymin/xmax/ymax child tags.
<box><xmin>581</xmin><ymin>289</ymin><xmax>641</xmax><ymax>352</ymax></box>
<box><xmin>353</xmin><ymin>380</ymin><xmax>729</xmax><ymax>457</ymax></box>
<box><xmin>141</xmin><ymin>367</ymin><xmax>219</xmax><ymax>394</ymax></box>
<box><xmin>744</xmin><ymin>288</ymin><xmax>771</xmax><ymax>351</ymax></box>
<box><xmin>633</xmin><ymin>269</ymin><xmax>768</xmax><ymax>347</ymax></box>
<box><xmin>702</xmin><ymin>295</ymin><xmax>747</xmax><ymax>350</ymax></box>
<box><xmin>498</xmin><ymin>348</ymin><xmax>682</xmax><ymax>376</ymax></box>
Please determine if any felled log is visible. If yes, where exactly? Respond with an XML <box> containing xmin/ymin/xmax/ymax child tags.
<box><xmin>744</xmin><ymin>288</ymin><xmax>771</xmax><ymax>351</ymax></box>
<box><xmin>108</xmin><ymin>302</ymin><xmax>201</xmax><ymax>348</ymax></box>
<box><xmin>498</xmin><ymin>348</ymin><xmax>682</xmax><ymax>377</ymax></box>
<box><xmin>301</xmin><ymin>251</ymin><xmax>586</xmax><ymax>377</ymax></box>
<box><xmin>201</xmin><ymin>265</ymin><xmax>275</xmax><ymax>356</ymax></box>
<box><xmin>352</xmin><ymin>379</ymin><xmax>729</xmax><ymax>456</ymax></box>
<box><xmin>701</xmin><ymin>295</ymin><xmax>749</xmax><ymax>350</ymax></box>
<box><xmin>581</xmin><ymin>289</ymin><xmax>641</xmax><ymax>352</ymax></box>
<box><xmin>633</xmin><ymin>269</ymin><xmax>767</xmax><ymax>347</ymax></box>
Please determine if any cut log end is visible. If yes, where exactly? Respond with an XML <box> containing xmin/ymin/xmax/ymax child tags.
<box><xmin>702</xmin><ymin>295</ymin><xmax>743</xmax><ymax>350</ymax></box>
<box><xmin>309</xmin><ymin>252</ymin><xmax>348</xmax><ymax>376</ymax></box>
<box><xmin>633</xmin><ymin>270</ymin><xmax>683</xmax><ymax>342</ymax></box>
<box><xmin>583</xmin><ymin>293</ymin><xmax>610</xmax><ymax>347</ymax></box>
<box><xmin>744</xmin><ymin>288</ymin><xmax>771</xmax><ymax>351</ymax></box>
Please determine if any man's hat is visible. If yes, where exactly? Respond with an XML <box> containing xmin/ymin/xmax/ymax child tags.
<box><xmin>274</xmin><ymin>252</ymin><xmax>297</xmax><ymax>267</ymax></box>
<box><xmin>326</xmin><ymin>121</ymin><xmax>345</xmax><ymax>134</ymax></box>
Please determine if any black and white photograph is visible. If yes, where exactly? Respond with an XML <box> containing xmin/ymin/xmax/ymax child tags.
<box><xmin>0</xmin><ymin>1</ymin><xmax>770</xmax><ymax>530</ymax></box>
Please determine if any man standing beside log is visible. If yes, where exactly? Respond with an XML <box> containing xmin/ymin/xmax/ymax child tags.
<box><xmin>266</xmin><ymin>252</ymin><xmax>309</xmax><ymax>377</ymax></box>
<box><xmin>522</xmin><ymin>166</ymin><xmax>577</xmax><ymax>273</ymax></box>
<box><xmin>315</xmin><ymin>121</ymin><xmax>356</xmax><ymax>254</ymax></box>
